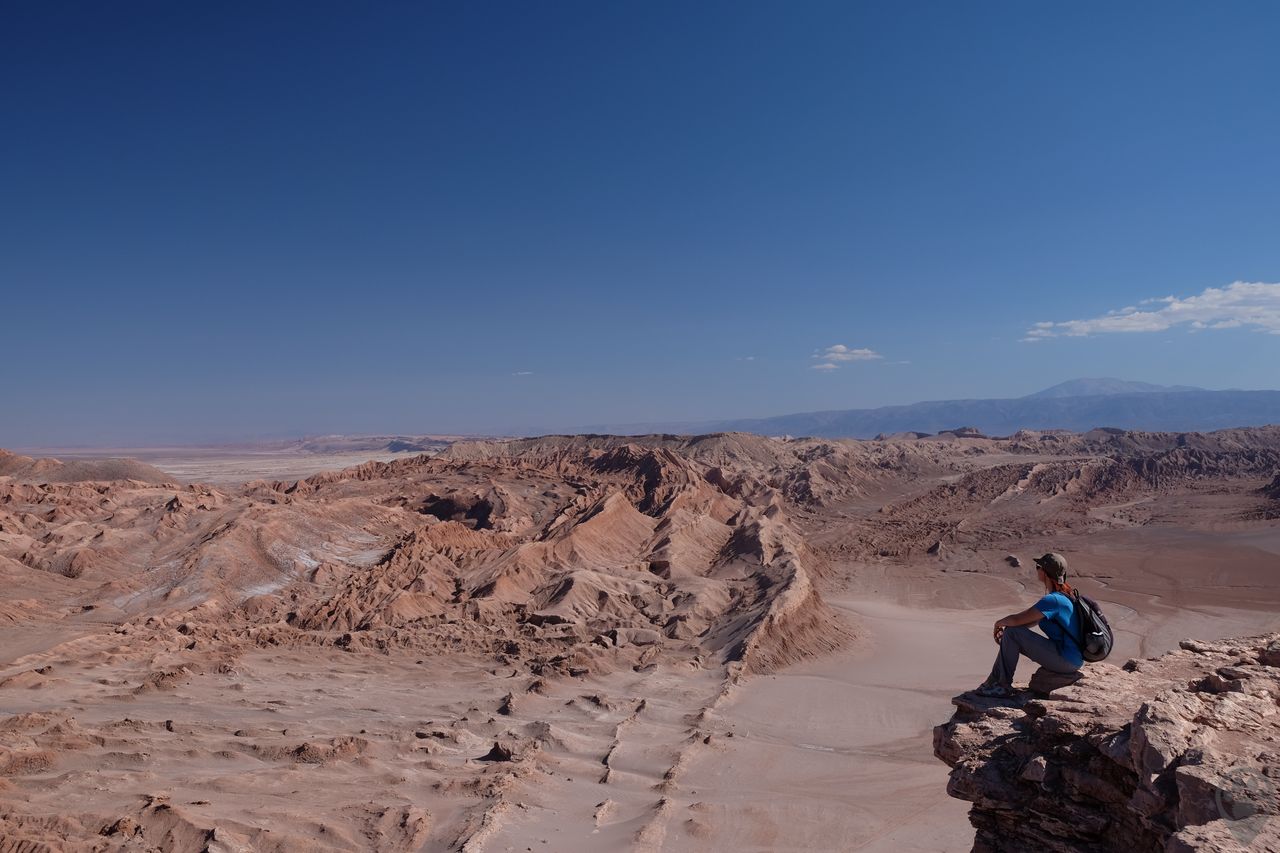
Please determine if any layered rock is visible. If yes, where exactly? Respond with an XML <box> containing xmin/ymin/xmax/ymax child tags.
<box><xmin>935</xmin><ymin>634</ymin><xmax>1280</xmax><ymax>852</ymax></box>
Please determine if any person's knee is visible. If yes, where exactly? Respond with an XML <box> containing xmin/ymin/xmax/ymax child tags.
<box><xmin>1000</xmin><ymin>625</ymin><xmax>1032</xmax><ymax>646</ymax></box>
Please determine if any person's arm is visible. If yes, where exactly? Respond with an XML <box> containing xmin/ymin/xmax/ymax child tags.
<box><xmin>993</xmin><ymin>605</ymin><xmax>1045</xmax><ymax>641</ymax></box>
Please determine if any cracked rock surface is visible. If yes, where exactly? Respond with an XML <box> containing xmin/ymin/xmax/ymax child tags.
<box><xmin>935</xmin><ymin>634</ymin><xmax>1280</xmax><ymax>852</ymax></box>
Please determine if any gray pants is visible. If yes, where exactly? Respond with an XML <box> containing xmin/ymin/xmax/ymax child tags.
<box><xmin>988</xmin><ymin>625</ymin><xmax>1079</xmax><ymax>688</ymax></box>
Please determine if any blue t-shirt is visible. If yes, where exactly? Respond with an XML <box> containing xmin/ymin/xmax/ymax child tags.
<box><xmin>1035</xmin><ymin>592</ymin><xmax>1084</xmax><ymax>667</ymax></box>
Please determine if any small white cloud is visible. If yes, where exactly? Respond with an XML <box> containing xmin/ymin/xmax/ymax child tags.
<box><xmin>512</xmin><ymin>371</ymin><xmax>534</xmax><ymax>376</ymax></box>
<box><xmin>810</xmin><ymin>362</ymin><xmax>839</xmax><ymax>371</ymax></box>
<box><xmin>811</xmin><ymin>344</ymin><xmax>882</xmax><ymax>369</ymax></box>
<box><xmin>736</xmin><ymin>356</ymin><xmax>757</xmax><ymax>361</ymax></box>
<box><xmin>1025</xmin><ymin>281</ymin><xmax>1280</xmax><ymax>340</ymax></box>
<box><xmin>816</xmin><ymin>344</ymin><xmax>882</xmax><ymax>362</ymax></box>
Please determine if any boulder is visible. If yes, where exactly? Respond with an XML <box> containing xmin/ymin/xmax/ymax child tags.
<box><xmin>1027</xmin><ymin>666</ymin><xmax>1082</xmax><ymax>696</ymax></box>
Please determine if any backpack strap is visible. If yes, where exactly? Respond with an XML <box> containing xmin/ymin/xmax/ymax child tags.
<box><xmin>1066</xmin><ymin>590</ymin><xmax>1087</xmax><ymax>651</ymax></box>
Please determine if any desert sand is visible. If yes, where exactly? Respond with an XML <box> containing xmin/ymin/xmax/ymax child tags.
<box><xmin>1</xmin><ymin>430</ymin><xmax>1278</xmax><ymax>850</ymax></box>
<box><xmin>12</xmin><ymin>434</ymin><xmax>458</xmax><ymax>485</ymax></box>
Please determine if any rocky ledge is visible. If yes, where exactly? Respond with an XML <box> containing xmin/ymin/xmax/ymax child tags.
<box><xmin>934</xmin><ymin>634</ymin><xmax>1280</xmax><ymax>852</ymax></box>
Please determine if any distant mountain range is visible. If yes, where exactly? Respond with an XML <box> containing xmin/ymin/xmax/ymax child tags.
<box><xmin>1023</xmin><ymin>378</ymin><xmax>1203</xmax><ymax>398</ymax></box>
<box><xmin>591</xmin><ymin>379</ymin><xmax>1280</xmax><ymax>439</ymax></box>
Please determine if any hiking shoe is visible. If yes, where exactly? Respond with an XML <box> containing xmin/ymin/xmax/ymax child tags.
<box><xmin>974</xmin><ymin>683</ymin><xmax>1014</xmax><ymax>698</ymax></box>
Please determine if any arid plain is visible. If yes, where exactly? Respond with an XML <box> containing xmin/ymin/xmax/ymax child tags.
<box><xmin>2</xmin><ymin>429</ymin><xmax>1279</xmax><ymax>851</ymax></box>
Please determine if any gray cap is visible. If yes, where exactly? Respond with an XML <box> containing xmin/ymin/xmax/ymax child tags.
<box><xmin>1034</xmin><ymin>552</ymin><xmax>1068</xmax><ymax>580</ymax></box>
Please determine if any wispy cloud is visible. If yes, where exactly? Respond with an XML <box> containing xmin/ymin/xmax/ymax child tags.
<box><xmin>1024</xmin><ymin>281</ymin><xmax>1280</xmax><ymax>341</ymax></box>
<box><xmin>735</xmin><ymin>356</ymin><xmax>757</xmax><ymax>361</ymax></box>
<box><xmin>811</xmin><ymin>344</ymin><xmax>882</xmax><ymax>369</ymax></box>
<box><xmin>512</xmin><ymin>370</ymin><xmax>534</xmax><ymax>376</ymax></box>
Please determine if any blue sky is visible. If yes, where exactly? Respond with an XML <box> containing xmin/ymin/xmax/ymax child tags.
<box><xmin>4</xmin><ymin>1</ymin><xmax>1280</xmax><ymax>445</ymax></box>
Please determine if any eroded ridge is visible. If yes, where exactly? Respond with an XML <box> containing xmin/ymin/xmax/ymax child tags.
<box><xmin>0</xmin><ymin>434</ymin><xmax>856</xmax><ymax>849</ymax></box>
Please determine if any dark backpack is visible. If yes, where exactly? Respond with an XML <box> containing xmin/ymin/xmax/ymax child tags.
<box><xmin>1070</xmin><ymin>590</ymin><xmax>1113</xmax><ymax>662</ymax></box>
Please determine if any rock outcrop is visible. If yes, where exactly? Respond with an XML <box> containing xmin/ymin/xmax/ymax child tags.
<box><xmin>1265</xmin><ymin>475</ymin><xmax>1280</xmax><ymax>499</ymax></box>
<box><xmin>935</xmin><ymin>634</ymin><xmax>1280</xmax><ymax>852</ymax></box>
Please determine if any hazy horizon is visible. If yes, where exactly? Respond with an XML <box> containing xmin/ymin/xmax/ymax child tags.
<box><xmin>6</xmin><ymin>3</ymin><xmax>1280</xmax><ymax>446</ymax></box>
<box><xmin>9</xmin><ymin>376</ymin><xmax>1280</xmax><ymax>449</ymax></box>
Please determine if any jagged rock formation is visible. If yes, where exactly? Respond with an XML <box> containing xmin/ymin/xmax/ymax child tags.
<box><xmin>0</xmin><ymin>435</ymin><xmax>906</xmax><ymax>687</ymax></box>
<box><xmin>934</xmin><ymin>634</ymin><xmax>1280</xmax><ymax>852</ymax></box>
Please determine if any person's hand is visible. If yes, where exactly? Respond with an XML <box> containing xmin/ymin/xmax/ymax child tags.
<box><xmin>993</xmin><ymin>622</ymin><xmax>1005</xmax><ymax>643</ymax></box>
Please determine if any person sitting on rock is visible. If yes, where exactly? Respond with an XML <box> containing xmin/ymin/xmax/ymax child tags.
<box><xmin>974</xmin><ymin>552</ymin><xmax>1082</xmax><ymax>699</ymax></box>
